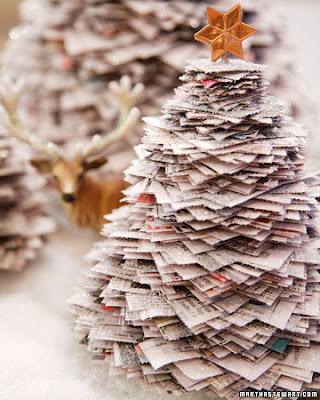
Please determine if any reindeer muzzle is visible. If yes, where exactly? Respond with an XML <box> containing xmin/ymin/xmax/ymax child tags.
<box><xmin>62</xmin><ymin>193</ymin><xmax>76</xmax><ymax>203</ymax></box>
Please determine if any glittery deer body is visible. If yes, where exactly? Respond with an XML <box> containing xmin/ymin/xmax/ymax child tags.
<box><xmin>62</xmin><ymin>173</ymin><xmax>129</xmax><ymax>232</ymax></box>
<box><xmin>0</xmin><ymin>76</ymin><xmax>142</xmax><ymax>232</ymax></box>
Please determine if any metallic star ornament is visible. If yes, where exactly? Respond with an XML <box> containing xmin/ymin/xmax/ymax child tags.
<box><xmin>195</xmin><ymin>4</ymin><xmax>258</xmax><ymax>62</ymax></box>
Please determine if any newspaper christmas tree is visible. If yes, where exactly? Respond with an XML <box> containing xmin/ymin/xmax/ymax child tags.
<box><xmin>2</xmin><ymin>0</ymin><xmax>312</xmax><ymax>170</ymax></box>
<box><xmin>0</xmin><ymin>132</ymin><xmax>55</xmax><ymax>271</ymax></box>
<box><xmin>68</xmin><ymin>5</ymin><xmax>320</xmax><ymax>398</ymax></box>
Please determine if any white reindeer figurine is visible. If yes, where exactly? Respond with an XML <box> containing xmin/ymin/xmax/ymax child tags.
<box><xmin>0</xmin><ymin>76</ymin><xmax>143</xmax><ymax>232</ymax></box>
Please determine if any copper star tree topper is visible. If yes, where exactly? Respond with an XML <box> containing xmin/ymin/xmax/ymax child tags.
<box><xmin>195</xmin><ymin>3</ymin><xmax>257</xmax><ymax>62</ymax></box>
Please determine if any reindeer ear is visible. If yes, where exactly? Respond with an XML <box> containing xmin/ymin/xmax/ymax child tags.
<box><xmin>82</xmin><ymin>156</ymin><xmax>108</xmax><ymax>171</ymax></box>
<box><xmin>30</xmin><ymin>158</ymin><xmax>53</xmax><ymax>173</ymax></box>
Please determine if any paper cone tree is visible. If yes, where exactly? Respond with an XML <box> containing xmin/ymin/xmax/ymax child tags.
<box><xmin>68</xmin><ymin>5</ymin><xmax>320</xmax><ymax>396</ymax></box>
<box><xmin>1</xmin><ymin>0</ymin><xmax>313</xmax><ymax>177</ymax></box>
<box><xmin>0</xmin><ymin>132</ymin><xmax>55</xmax><ymax>271</ymax></box>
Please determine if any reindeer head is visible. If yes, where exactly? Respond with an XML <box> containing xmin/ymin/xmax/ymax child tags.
<box><xmin>30</xmin><ymin>156</ymin><xmax>108</xmax><ymax>203</ymax></box>
<box><xmin>0</xmin><ymin>75</ymin><xmax>143</xmax><ymax>204</ymax></box>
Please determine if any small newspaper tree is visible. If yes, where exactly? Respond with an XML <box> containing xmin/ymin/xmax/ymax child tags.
<box><xmin>0</xmin><ymin>130</ymin><xmax>54</xmax><ymax>271</ymax></box>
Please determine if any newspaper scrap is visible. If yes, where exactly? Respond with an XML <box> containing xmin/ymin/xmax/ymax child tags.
<box><xmin>68</xmin><ymin>59</ymin><xmax>320</xmax><ymax>398</ymax></box>
<box><xmin>1</xmin><ymin>0</ymin><xmax>315</xmax><ymax>178</ymax></box>
<box><xmin>0</xmin><ymin>131</ymin><xmax>55</xmax><ymax>271</ymax></box>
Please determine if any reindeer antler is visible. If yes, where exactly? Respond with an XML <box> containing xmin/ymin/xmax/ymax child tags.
<box><xmin>0</xmin><ymin>74</ymin><xmax>143</xmax><ymax>161</ymax></box>
<box><xmin>0</xmin><ymin>74</ymin><xmax>63</xmax><ymax>160</ymax></box>
<box><xmin>80</xmin><ymin>76</ymin><xmax>144</xmax><ymax>159</ymax></box>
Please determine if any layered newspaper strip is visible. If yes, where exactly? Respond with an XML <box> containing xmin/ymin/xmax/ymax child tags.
<box><xmin>68</xmin><ymin>59</ymin><xmax>320</xmax><ymax>398</ymax></box>
<box><xmin>1</xmin><ymin>0</ymin><xmax>313</xmax><ymax>173</ymax></box>
<box><xmin>0</xmin><ymin>131</ymin><xmax>55</xmax><ymax>271</ymax></box>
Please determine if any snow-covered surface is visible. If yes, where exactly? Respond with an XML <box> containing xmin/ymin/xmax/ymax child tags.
<box><xmin>0</xmin><ymin>223</ymin><xmax>208</xmax><ymax>400</ymax></box>
<box><xmin>1</xmin><ymin>1</ymin><xmax>320</xmax><ymax>400</ymax></box>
